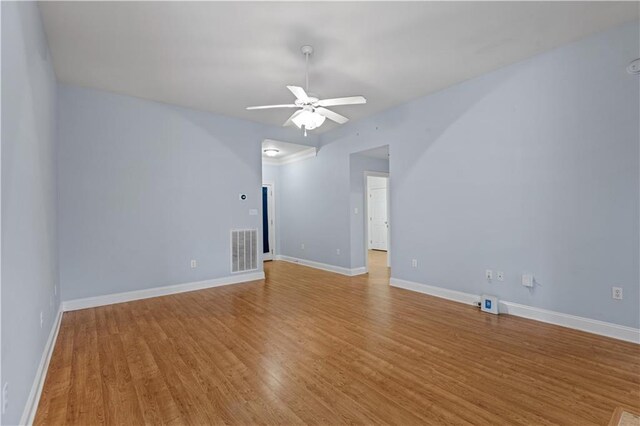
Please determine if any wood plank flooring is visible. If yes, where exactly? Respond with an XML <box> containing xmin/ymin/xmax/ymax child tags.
<box><xmin>35</xmin><ymin>252</ymin><xmax>639</xmax><ymax>425</ymax></box>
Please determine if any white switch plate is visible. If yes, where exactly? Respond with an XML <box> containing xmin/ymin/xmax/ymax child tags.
<box><xmin>249</xmin><ymin>209</ymin><xmax>258</xmax><ymax>216</ymax></box>
<box><xmin>522</xmin><ymin>274</ymin><xmax>534</xmax><ymax>288</ymax></box>
<box><xmin>612</xmin><ymin>287</ymin><xmax>623</xmax><ymax>300</ymax></box>
<box><xmin>354</xmin><ymin>207</ymin><xmax>358</xmax><ymax>214</ymax></box>
<box><xmin>486</xmin><ymin>269</ymin><xmax>493</xmax><ymax>281</ymax></box>
<box><xmin>411</xmin><ymin>259</ymin><xmax>418</xmax><ymax>268</ymax></box>
<box><xmin>336</xmin><ymin>249</ymin><xmax>340</xmax><ymax>255</ymax></box>
<box><xmin>497</xmin><ymin>271</ymin><xmax>504</xmax><ymax>281</ymax></box>
<box><xmin>301</xmin><ymin>243</ymin><xmax>305</xmax><ymax>250</ymax></box>
<box><xmin>190</xmin><ymin>259</ymin><xmax>197</xmax><ymax>269</ymax></box>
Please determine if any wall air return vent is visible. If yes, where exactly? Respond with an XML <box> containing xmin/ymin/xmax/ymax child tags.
<box><xmin>231</xmin><ymin>229</ymin><xmax>258</xmax><ymax>273</ymax></box>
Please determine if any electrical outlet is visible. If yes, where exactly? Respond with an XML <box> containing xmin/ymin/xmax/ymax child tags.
<box><xmin>522</xmin><ymin>273</ymin><xmax>534</xmax><ymax>288</ymax></box>
<box><xmin>336</xmin><ymin>248</ymin><xmax>340</xmax><ymax>255</ymax></box>
<box><xmin>612</xmin><ymin>287</ymin><xmax>623</xmax><ymax>300</ymax></box>
<box><xmin>497</xmin><ymin>271</ymin><xmax>504</xmax><ymax>282</ymax></box>
<box><xmin>190</xmin><ymin>259</ymin><xmax>197</xmax><ymax>269</ymax></box>
<box><xmin>411</xmin><ymin>259</ymin><xmax>418</xmax><ymax>268</ymax></box>
<box><xmin>485</xmin><ymin>269</ymin><xmax>493</xmax><ymax>281</ymax></box>
<box><xmin>2</xmin><ymin>382</ymin><xmax>8</xmax><ymax>415</ymax></box>
<box><xmin>40</xmin><ymin>311</ymin><xmax>44</xmax><ymax>328</ymax></box>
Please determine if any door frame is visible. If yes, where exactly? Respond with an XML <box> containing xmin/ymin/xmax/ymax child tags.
<box><xmin>364</xmin><ymin>171</ymin><xmax>390</xmax><ymax>272</ymax></box>
<box><xmin>262</xmin><ymin>182</ymin><xmax>276</xmax><ymax>261</ymax></box>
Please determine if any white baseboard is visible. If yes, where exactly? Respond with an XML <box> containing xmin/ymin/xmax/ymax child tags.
<box><xmin>20</xmin><ymin>306</ymin><xmax>64</xmax><ymax>426</ymax></box>
<box><xmin>351</xmin><ymin>266</ymin><xmax>368</xmax><ymax>276</ymax></box>
<box><xmin>390</xmin><ymin>277</ymin><xmax>640</xmax><ymax>344</ymax></box>
<box><xmin>62</xmin><ymin>272</ymin><xmax>265</xmax><ymax>312</ymax></box>
<box><xmin>275</xmin><ymin>255</ymin><xmax>367</xmax><ymax>277</ymax></box>
<box><xmin>499</xmin><ymin>301</ymin><xmax>640</xmax><ymax>344</ymax></box>
<box><xmin>390</xmin><ymin>277</ymin><xmax>481</xmax><ymax>306</ymax></box>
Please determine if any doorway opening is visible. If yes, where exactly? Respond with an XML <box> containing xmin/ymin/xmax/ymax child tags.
<box><xmin>262</xmin><ymin>182</ymin><xmax>275</xmax><ymax>261</ymax></box>
<box><xmin>365</xmin><ymin>173</ymin><xmax>390</xmax><ymax>272</ymax></box>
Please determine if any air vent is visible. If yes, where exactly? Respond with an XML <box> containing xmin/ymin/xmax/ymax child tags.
<box><xmin>231</xmin><ymin>229</ymin><xmax>258</xmax><ymax>273</ymax></box>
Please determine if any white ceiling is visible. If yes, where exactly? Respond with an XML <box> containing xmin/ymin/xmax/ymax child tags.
<box><xmin>39</xmin><ymin>2</ymin><xmax>638</xmax><ymax>132</ymax></box>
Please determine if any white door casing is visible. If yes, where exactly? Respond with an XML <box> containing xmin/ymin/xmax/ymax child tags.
<box><xmin>262</xmin><ymin>183</ymin><xmax>275</xmax><ymax>261</ymax></box>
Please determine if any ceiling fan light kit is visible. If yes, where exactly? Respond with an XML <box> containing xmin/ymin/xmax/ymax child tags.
<box><xmin>263</xmin><ymin>148</ymin><xmax>280</xmax><ymax>157</ymax></box>
<box><xmin>246</xmin><ymin>45</ymin><xmax>366</xmax><ymax>135</ymax></box>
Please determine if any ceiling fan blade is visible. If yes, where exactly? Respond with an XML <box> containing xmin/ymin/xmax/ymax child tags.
<box><xmin>316</xmin><ymin>96</ymin><xmax>366</xmax><ymax>107</ymax></box>
<box><xmin>315</xmin><ymin>107</ymin><xmax>349</xmax><ymax>124</ymax></box>
<box><xmin>246</xmin><ymin>104</ymin><xmax>297</xmax><ymax>110</ymax></box>
<box><xmin>287</xmin><ymin>86</ymin><xmax>310</xmax><ymax>102</ymax></box>
<box><xmin>283</xmin><ymin>110</ymin><xmax>303</xmax><ymax>127</ymax></box>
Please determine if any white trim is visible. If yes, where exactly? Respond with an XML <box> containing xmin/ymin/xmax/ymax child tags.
<box><xmin>262</xmin><ymin>182</ymin><xmax>276</xmax><ymax>261</ymax></box>
<box><xmin>275</xmin><ymin>255</ymin><xmax>367</xmax><ymax>277</ymax></box>
<box><xmin>390</xmin><ymin>277</ymin><xmax>480</xmax><ymax>306</ymax></box>
<box><xmin>351</xmin><ymin>266</ymin><xmax>367</xmax><ymax>276</ymax></box>
<box><xmin>62</xmin><ymin>272</ymin><xmax>265</xmax><ymax>312</ymax></box>
<box><xmin>364</xmin><ymin>171</ymin><xmax>390</xmax><ymax>271</ymax></box>
<box><xmin>390</xmin><ymin>277</ymin><xmax>640</xmax><ymax>344</ymax></box>
<box><xmin>20</xmin><ymin>306</ymin><xmax>63</xmax><ymax>426</ymax></box>
<box><xmin>499</xmin><ymin>301</ymin><xmax>640</xmax><ymax>344</ymax></box>
<box><xmin>262</xmin><ymin>147</ymin><xmax>317</xmax><ymax>166</ymax></box>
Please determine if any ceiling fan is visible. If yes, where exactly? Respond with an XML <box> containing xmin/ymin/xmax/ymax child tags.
<box><xmin>246</xmin><ymin>45</ymin><xmax>366</xmax><ymax>135</ymax></box>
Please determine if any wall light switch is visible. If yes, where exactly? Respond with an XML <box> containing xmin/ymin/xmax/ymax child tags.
<box><xmin>522</xmin><ymin>273</ymin><xmax>534</xmax><ymax>288</ymax></box>
<box><xmin>354</xmin><ymin>207</ymin><xmax>358</xmax><ymax>214</ymax></box>
<box><xmin>612</xmin><ymin>287</ymin><xmax>623</xmax><ymax>300</ymax></box>
<box><xmin>485</xmin><ymin>269</ymin><xmax>493</xmax><ymax>281</ymax></box>
<box><xmin>249</xmin><ymin>209</ymin><xmax>258</xmax><ymax>216</ymax></box>
<box><xmin>336</xmin><ymin>248</ymin><xmax>341</xmax><ymax>255</ymax></box>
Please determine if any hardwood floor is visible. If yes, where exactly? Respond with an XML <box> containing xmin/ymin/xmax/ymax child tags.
<box><xmin>36</xmin><ymin>256</ymin><xmax>639</xmax><ymax>425</ymax></box>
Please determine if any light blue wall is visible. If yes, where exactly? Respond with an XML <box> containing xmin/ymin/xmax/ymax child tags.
<box><xmin>349</xmin><ymin>154</ymin><xmax>389</xmax><ymax>268</ymax></box>
<box><xmin>279</xmin><ymin>22</ymin><xmax>640</xmax><ymax>328</ymax></box>
<box><xmin>58</xmin><ymin>85</ymin><xmax>314</xmax><ymax>301</ymax></box>
<box><xmin>1</xmin><ymin>2</ymin><xmax>60</xmax><ymax>424</ymax></box>
<box><xmin>279</xmin><ymin>151</ymin><xmax>352</xmax><ymax>267</ymax></box>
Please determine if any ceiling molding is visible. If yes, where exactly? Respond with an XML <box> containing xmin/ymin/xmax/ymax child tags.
<box><xmin>263</xmin><ymin>146</ymin><xmax>317</xmax><ymax>166</ymax></box>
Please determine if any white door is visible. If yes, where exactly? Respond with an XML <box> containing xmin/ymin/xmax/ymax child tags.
<box><xmin>368</xmin><ymin>178</ymin><xmax>388</xmax><ymax>251</ymax></box>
